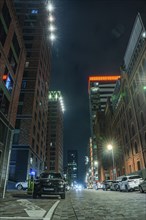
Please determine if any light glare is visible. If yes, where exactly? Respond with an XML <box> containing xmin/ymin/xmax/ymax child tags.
<box><xmin>49</xmin><ymin>25</ymin><xmax>56</xmax><ymax>32</ymax></box>
<box><xmin>50</xmin><ymin>33</ymin><xmax>56</xmax><ymax>41</ymax></box>
<box><xmin>47</xmin><ymin>3</ymin><xmax>54</xmax><ymax>12</ymax></box>
<box><xmin>49</xmin><ymin>15</ymin><xmax>54</xmax><ymax>22</ymax></box>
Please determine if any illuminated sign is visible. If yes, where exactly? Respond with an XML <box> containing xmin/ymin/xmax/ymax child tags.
<box><xmin>88</xmin><ymin>75</ymin><xmax>121</xmax><ymax>93</ymax></box>
<box><xmin>89</xmin><ymin>75</ymin><xmax>120</xmax><ymax>82</ymax></box>
<box><xmin>3</xmin><ymin>75</ymin><xmax>7</xmax><ymax>80</ymax></box>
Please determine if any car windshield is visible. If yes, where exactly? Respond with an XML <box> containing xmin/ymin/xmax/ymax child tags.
<box><xmin>40</xmin><ymin>173</ymin><xmax>62</xmax><ymax>179</ymax></box>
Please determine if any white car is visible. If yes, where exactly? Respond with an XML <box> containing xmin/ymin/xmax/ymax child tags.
<box><xmin>96</xmin><ymin>182</ymin><xmax>103</xmax><ymax>190</ymax></box>
<box><xmin>15</xmin><ymin>181</ymin><xmax>28</xmax><ymax>190</ymax></box>
<box><xmin>119</xmin><ymin>175</ymin><xmax>143</xmax><ymax>192</ymax></box>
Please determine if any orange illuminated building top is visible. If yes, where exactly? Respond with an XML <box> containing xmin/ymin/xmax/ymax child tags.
<box><xmin>88</xmin><ymin>75</ymin><xmax>121</xmax><ymax>92</ymax></box>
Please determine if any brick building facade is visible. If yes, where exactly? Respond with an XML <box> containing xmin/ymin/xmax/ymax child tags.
<box><xmin>9</xmin><ymin>0</ymin><xmax>51</xmax><ymax>182</ymax></box>
<box><xmin>0</xmin><ymin>0</ymin><xmax>25</xmax><ymax>195</ymax></box>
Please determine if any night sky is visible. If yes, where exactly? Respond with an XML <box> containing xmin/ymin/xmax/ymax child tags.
<box><xmin>50</xmin><ymin>0</ymin><xmax>146</xmax><ymax>182</ymax></box>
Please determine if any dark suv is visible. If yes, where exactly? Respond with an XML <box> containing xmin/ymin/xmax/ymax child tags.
<box><xmin>33</xmin><ymin>172</ymin><xmax>66</xmax><ymax>199</ymax></box>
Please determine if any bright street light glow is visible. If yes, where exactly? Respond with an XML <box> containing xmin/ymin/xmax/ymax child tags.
<box><xmin>142</xmin><ymin>31</ymin><xmax>146</xmax><ymax>38</ymax></box>
<box><xmin>49</xmin><ymin>15</ymin><xmax>54</xmax><ymax>22</ymax></box>
<box><xmin>50</xmin><ymin>33</ymin><xmax>56</xmax><ymax>41</ymax></box>
<box><xmin>94</xmin><ymin>161</ymin><xmax>98</xmax><ymax>166</ymax></box>
<box><xmin>47</xmin><ymin>3</ymin><xmax>54</xmax><ymax>12</ymax></box>
<box><xmin>49</xmin><ymin>25</ymin><xmax>56</xmax><ymax>32</ymax></box>
<box><xmin>107</xmin><ymin>144</ymin><xmax>113</xmax><ymax>151</ymax></box>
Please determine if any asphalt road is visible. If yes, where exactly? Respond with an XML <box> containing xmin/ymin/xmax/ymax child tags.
<box><xmin>0</xmin><ymin>189</ymin><xmax>146</xmax><ymax>220</ymax></box>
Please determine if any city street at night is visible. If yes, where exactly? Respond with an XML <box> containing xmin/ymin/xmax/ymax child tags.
<box><xmin>0</xmin><ymin>189</ymin><xmax>146</xmax><ymax>220</ymax></box>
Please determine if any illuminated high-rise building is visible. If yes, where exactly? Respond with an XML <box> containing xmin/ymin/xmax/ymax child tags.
<box><xmin>46</xmin><ymin>91</ymin><xmax>65</xmax><ymax>174</ymax></box>
<box><xmin>67</xmin><ymin>150</ymin><xmax>78</xmax><ymax>184</ymax></box>
<box><xmin>88</xmin><ymin>75</ymin><xmax>121</xmax><ymax>179</ymax></box>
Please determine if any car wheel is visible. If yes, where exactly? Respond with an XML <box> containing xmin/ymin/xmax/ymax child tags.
<box><xmin>125</xmin><ymin>185</ymin><xmax>129</xmax><ymax>192</ymax></box>
<box><xmin>139</xmin><ymin>186</ymin><xmax>144</xmax><ymax>193</ymax></box>
<box><xmin>61</xmin><ymin>193</ymin><xmax>65</xmax><ymax>199</ymax></box>
<box><xmin>17</xmin><ymin>184</ymin><xmax>23</xmax><ymax>190</ymax></box>
<box><xmin>120</xmin><ymin>187</ymin><xmax>122</xmax><ymax>192</ymax></box>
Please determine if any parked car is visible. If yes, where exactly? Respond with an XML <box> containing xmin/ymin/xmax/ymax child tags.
<box><xmin>15</xmin><ymin>181</ymin><xmax>28</xmax><ymax>190</ymax></box>
<box><xmin>139</xmin><ymin>179</ymin><xmax>146</xmax><ymax>193</ymax></box>
<box><xmin>110</xmin><ymin>180</ymin><xmax>121</xmax><ymax>191</ymax></box>
<box><xmin>96</xmin><ymin>182</ymin><xmax>103</xmax><ymax>190</ymax></box>
<box><xmin>119</xmin><ymin>175</ymin><xmax>143</xmax><ymax>192</ymax></box>
<box><xmin>33</xmin><ymin>172</ymin><xmax>66</xmax><ymax>199</ymax></box>
<box><xmin>102</xmin><ymin>180</ymin><xmax>113</xmax><ymax>191</ymax></box>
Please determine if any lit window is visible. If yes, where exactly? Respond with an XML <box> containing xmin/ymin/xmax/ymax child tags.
<box><xmin>4</xmin><ymin>75</ymin><xmax>13</xmax><ymax>93</ymax></box>
<box><xmin>31</xmin><ymin>9</ymin><xmax>38</xmax><ymax>14</ymax></box>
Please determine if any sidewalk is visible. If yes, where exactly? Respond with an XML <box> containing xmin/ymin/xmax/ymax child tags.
<box><xmin>0</xmin><ymin>190</ymin><xmax>32</xmax><ymax>201</ymax></box>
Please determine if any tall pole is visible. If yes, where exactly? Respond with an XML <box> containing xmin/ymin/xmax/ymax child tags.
<box><xmin>111</xmin><ymin>148</ymin><xmax>116</xmax><ymax>180</ymax></box>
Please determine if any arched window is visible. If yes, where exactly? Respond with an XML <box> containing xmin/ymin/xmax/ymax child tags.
<box><xmin>140</xmin><ymin>112</ymin><xmax>145</xmax><ymax>126</ymax></box>
<box><xmin>131</xmin><ymin>124</ymin><xmax>135</xmax><ymax>136</ymax></box>
<box><xmin>123</xmin><ymin>120</ymin><xmax>126</xmax><ymax>128</ymax></box>
<box><xmin>142</xmin><ymin>58</ymin><xmax>146</xmax><ymax>72</ymax></box>
<box><xmin>129</xmin><ymin>108</ymin><xmax>132</xmax><ymax>119</ymax></box>
<box><xmin>139</xmin><ymin>66</ymin><xmax>143</xmax><ymax>79</ymax></box>
<box><xmin>137</xmin><ymin>94</ymin><xmax>140</xmax><ymax>107</ymax></box>
<box><xmin>144</xmin><ymin>132</ymin><xmax>146</xmax><ymax>144</ymax></box>
<box><xmin>134</xmin><ymin>141</ymin><xmax>138</xmax><ymax>154</ymax></box>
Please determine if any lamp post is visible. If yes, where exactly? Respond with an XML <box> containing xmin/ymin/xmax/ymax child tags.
<box><xmin>107</xmin><ymin>144</ymin><xmax>116</xmax><ymax>180</ymax></box>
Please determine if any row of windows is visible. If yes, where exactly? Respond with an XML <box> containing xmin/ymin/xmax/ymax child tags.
<box><xmin>129</xmin><ymin>161</ymin><xmax>141</xmax><ymax>173</ymax></box>
<box><xmin>117</xmin><ymin>110</ymin><xmax>145</xmax><ymax>138</ymax></box>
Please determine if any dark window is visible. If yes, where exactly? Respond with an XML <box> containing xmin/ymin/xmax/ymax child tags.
<box><xmin>8</xmin><ymin>48</ymin><xmax>17</xmax><ymax>73</ymax></box>
<box><xmin>145</xmin><ymin>133</ymin><xmax>146</xmax><ymax>144</ymax></box>
<box><xmin>12</xmin><ymin>33</ymin><xmax>20</xmax><ymax>58</ymax></box>
<box><xmin>15</xmin><ymin>119</ymin><xmax>21</xmax><ymax>129</ymax></box>
<box><xmin>0</xmin><ymin>19</ymin><xmax>7</xmax><ymax>45</ymax></box>
<box><xmin>25</xmin><ymin>43</ymin><xmax>32</xmax><ymax>49</ymax></box>
<box><xmin>2</xmin><ymin>2</ymin><xmax>11</xmax><ymax>28</ymax></box>
<box><xmin>129</xmin><ymin>165</ymin><xmax>132</xmax><ymax>173</ymax></box>
<box><xmin>23</xmin><ymin>36</ymin><xmax>34</xmax><ymax>41</ymax></box>
<box><xmin>37</xmin><ymin>133</ymin><xmax>40</xmax><ymax>142</ymax></box>
<box><xmin>0</xmin><ymin>92</ymin><xmax>9</xmax><ymax>115</ymax></box>
<box><xmin>137</xmin><ymin>161</ymin><xmax>141</xmax><ymax>171</ymax></box>
<box><xmin>19</xmin><ymin>93</ymin><xmax>24</xmax><ymax>102</ymax></box>
<box><xmin>134</xmin><ymin>142</ymin><xmax>138</xmax><ymax>154</ymax></box>
<box><xmin>13</xmin><ymin>133</ymin><xmax>19</xmax><ymax>144</ymax></box>
<box><xmin>142</xmin><ymin>58</ymin><xmax>146</xmax><ymax>72</ymax></box>
<box><xmin>21</xmin><ymin>80</ymin><xmax>27</xmax><ymax>89</ymax></box>
<box><xmin>17</xmin><ymin>105</ymin><xmax>23</xmax><ymax>114</ymax></box>
<box><xmin>140</xmin><ymin>112</ymin><xmax>144</xmax><ymax>126</ymax></box>
<box><xmin>129</xmin><ymin>108</ymin><xmax>132</xmax><ymax>119</ymax></box>
<box><xmin>33</xmin><ymin>126</ymin><xmax>36</xmax><ymax>135</ymax></box>
<box><xmin>137</xmin><ymin>94</ymin><xmax>140</xmax><ymax>107</ymax></box>
<box><xmin>0</xmin><ymin>120</ymin><xmax>7</xmax><ymax>143</ymax></box>
<box><xmin>32</xmin><ymin>138</ymin><xmax>35</xmax><ymax>149</ymax></box>
<box><xmin>36</xmin><ymin>145</ymin><xmax>39</xmax><ymax>154</ymax></box>
<box><xmin>131</xmin><ymin>124</ymin><xmax>135</xmax><ymax>136</ymax></box>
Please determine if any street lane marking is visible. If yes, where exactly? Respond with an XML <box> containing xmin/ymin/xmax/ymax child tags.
<box><xmin>43</xmin><ymin>200</ymin><xmax>60</xmax><ymax>220</ymax></box>
<box><xmin>0</xmin><ymin>199</ymin><xmax>60</xmax><ymax>220</ymax></box>
<box><xmin>17</xmin><ymin>199</ymin><xmax>46</xmax><ymax>217</ymax></box>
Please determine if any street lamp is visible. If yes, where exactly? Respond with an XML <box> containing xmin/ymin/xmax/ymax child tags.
<box><xmin>107</xmin><ymin>144</ymin><xmax>116</xmax><ymax>180</ymax></box>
